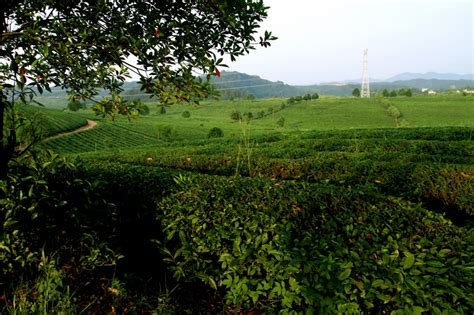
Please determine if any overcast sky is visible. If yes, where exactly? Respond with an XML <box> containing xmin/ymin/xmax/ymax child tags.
<box><xmin>224</xmin><ymin>0</ymin><xmax>473</xmax><ymax>85</ymax></box>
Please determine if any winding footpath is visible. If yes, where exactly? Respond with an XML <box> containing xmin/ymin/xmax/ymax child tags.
<box><xmin>45</xmin><ymin>119</ymin><xmax>98</xmax><ymax>142</ymax></box>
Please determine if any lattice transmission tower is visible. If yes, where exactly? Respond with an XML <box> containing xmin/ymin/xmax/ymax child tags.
<box><xmin>361</xmin><ymin>49</ymin><xmax>370</xmax><ymax>98</ymax></box>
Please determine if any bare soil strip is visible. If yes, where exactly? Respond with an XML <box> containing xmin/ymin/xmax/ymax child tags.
<box><xmin>45</xmin><ymin>119</ymin><xmax>98</xmax><ymax>142</ymax></box>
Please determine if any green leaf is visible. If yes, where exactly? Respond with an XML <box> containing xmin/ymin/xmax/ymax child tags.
<box><xmin>289</xmin><ymin>277</ymin><xmax>299</xmax><ymax>292</ymax></box>
<box><xmin>402</xmin><ymin>251</ymin><xmax>415</xmax><ymax>270</ymax></box>
<box><xmin>350</xmin><ymin>251</ymin><xmax>360</xmax><ymax>261</ymax></box>
<box><xmin>437</xmin><ymin>249</ymin><xmax>451</xmax><ymax>258</ymax></box>
<box><xmin>338</xmin><ymin>268</ymin><xmax>352</xmax><ymax>281</ymax></box>
<box><xmin>426</xmin><ymin>260</ymin><xmax>445</xmax><ymax>268</ymax></box>
<box><xmin>372</xmin><ymin>279</ymin><xmax>385</xmax><ymax>288</ymax></box>
<box><xmin>412</xmin><ymin>306</ymin><xmax>425</xmax><ymax>315</ymax></box>
<box><xmin>249</xmin><ymin>291</ymin><xmax>259</xmax><ymax>304</ymax></box>
<box><xmin>208</xmin><ymin>277</ymin><xmax>217</xmax><ymax>290</ymax></box>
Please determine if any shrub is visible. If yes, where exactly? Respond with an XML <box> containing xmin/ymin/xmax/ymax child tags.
<box><xmin>312</xmin><ymin>92</ymin><xmax>319</xmax><ymax>99</ymax></box>
<box><xmin>352</xmin><ymin>88</ymin><xmax>360</xmax><ymax>97</ymax></box>
<box><xmin>276</xmin><ymin>117</ymin><xmax>285</xmax><ymax>128</ymax></box>
<box><xmin>0</xmin><ymin>151</ymin><xmax>120</xmax><ymax>284</ymax></box>
<box><xmin>157</xmin><ymin>125</ymin><xmax>173</xmax><ymax>140</ymax></box>
<box><xmin>387</xmin><ymin>105</ymin><xmax>401</xmax><ymax>119</ymax></box>
<box><xmin>157</xmin><ymin>175</ymin><xmax>473</xmax><ymax>313</ymax></box>
<box><xmin>244</xmin><ymin>112</ymin><xmax>253</xmax><ymax>119</ymax></box>
<box><xmin>182</xmin><ymin>110</ymin><xmax>191</xmax><ymax>118</ymax></box>
<box><xmin>230</xmin><ymin>111</ymin><xmax>242</xmax><ymax>121</ymax></box>
<box><xmin>208</xmin><ymin>127</ymin><xmax>224</xmax><ymax>138</ymax></box>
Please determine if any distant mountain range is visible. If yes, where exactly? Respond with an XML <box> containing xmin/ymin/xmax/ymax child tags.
<box><xmin>385</xmin><ymin>72</ymin><xmax>473</xmax><ymax>82</ymax></box>
<box><xmin>210</xmin><ymin>71</ymin><xmax>474</xmax><ymax>98</ymax></box>
<box><xmin>322</xmin><ymin>72</ymin><xmax>473</xmax><ymax>85</ymax></box>
<box><xmin>35</xmin><ymin>71</ymin><xmax>474</xmax><ymax>101</ymax></box>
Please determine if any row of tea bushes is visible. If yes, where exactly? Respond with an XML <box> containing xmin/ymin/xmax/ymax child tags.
<box><xmin>20</xmin><ymin>105</ymin><xmax>90</xmax><ymax>136</ymax></box>
<box><xmin>155</xmin><ymin>173</ymin><xmax>473</xmax><ymax>313</ymax></box>
<box><xmin>78</xmin><ymin>160</ymin><xmax>473</xmax><ymax>313</ymax></box>
<box><xmin>78</xmin><ymin>150</ymin><xmax>473</xmax><ymax>227</ymax></box>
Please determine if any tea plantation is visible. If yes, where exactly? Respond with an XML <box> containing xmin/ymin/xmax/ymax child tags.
<box><xmin>2</xmin><ymin>95</ymin><xmax>473</xmax><ymax>313</ymax></box>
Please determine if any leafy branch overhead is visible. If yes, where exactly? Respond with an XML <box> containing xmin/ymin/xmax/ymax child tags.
<box><xmin>1</xmin><ymin>0</ymin><xmax>276</xmax><ymax>105</ymax></box>
<box><xmin>0</xmin><ymin>0</ymin><xmax>276</xmax><ymax>177</ymax></box>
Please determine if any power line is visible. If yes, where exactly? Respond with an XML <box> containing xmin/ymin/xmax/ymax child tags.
<box><xmin>211</xmin><ymin>78</ymin><xmax>265</xmax><ymax>85</ymax></box>
<box><xmin>32</xmin><ymin>82</ymin><xmax>286</xmax><ymax>99</ymax></box>
<box><xmin>216</xmin><ymin>82</ymin><xmax>285</xmax><ymax>91</ymax></box>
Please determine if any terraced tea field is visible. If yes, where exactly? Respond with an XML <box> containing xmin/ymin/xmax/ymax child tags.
<box><xmin>39</xmin><ymin>95</ymin><xmax>473</xmax><ymax>153</ymax></box>
<box><xmin>25</xmin><ymin>94</ymin><xmax>474</xmax><ymax>312</ymax></box>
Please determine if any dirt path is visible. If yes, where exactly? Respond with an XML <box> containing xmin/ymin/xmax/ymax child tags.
<box><xmin>45</xmin><ymin>119</ymin><xmax>98</xmax><ymax>141</ymax></box>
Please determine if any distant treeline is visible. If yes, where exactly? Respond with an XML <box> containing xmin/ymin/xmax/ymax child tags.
<box><xmin>209</xmin><ymin>71</ymin><xmax>473</xmax><ymax>99</ymax></box>
<box><xmin>31</xmin><ymin>71</ymin><xmax>474</xmax><ymax>104</ymax></box>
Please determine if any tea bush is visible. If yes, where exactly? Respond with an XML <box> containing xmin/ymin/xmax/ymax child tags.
<box><xmin>208</xmin><ymin>127</ymin><xmax>224</xmax><ymax>138</ymax></box>
<box><xmin>157</xmin><ymin>174</ymin><xmax>474</xmax><ymax>313</ymax></box>
<box><xmin>0</xmin><ymin>151</ymin><xmax>122</xmax><ymax>311</ymax></box>
<box><xmin>182</xmin><ymin>110</ymin><xmax>191</xmax><ymax>118</ymax></box>
<box><xmin>20</xmin><ymin>105</ymin><xmax>90</xmax><ymax>136</ymax></box>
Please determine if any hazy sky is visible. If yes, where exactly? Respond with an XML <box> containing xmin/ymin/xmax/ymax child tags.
<box><xmin>224</xmin><ymin>0</ymin><xmax>473</xmax><ymax>85</ymax></box>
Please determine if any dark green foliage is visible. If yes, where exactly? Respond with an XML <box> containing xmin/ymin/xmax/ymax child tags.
<box><xmin>231</xmin><ymin>110</ymin><xmax>243</xmax><ymax>121</ymax></box>
<box><xmin>390</xmin><ymin>90</ymin><xmax>398</xmax><ymax>97</ymax></box>
<box><xmin>157</xmin><ymin>174</ymin><xmax>473</xmax><ymax>312</ymax></box>
<box><xmin>66</xmin><ymin>97</ymin><xmax>87</xmax><ymax>112</ymax></box>
<box><xmin>208</xmin><ymin>127</ymin><xmax>224</xmax><ymax>138</ymax></box>
<box><xmin>383</xmin><ymin>89</ymin><xmax>390</xmax><ymax>97</ymax></box>
<box><xmin>246</xmin><ymin>93</ymin><xmax>256</xmax><ymax>100</ymax></box>
<box><xmin>406</xmin><ymin>89</ymin><xmax>413</xmax><ymax>97</ymax></box>
<box><xmin>303</xmin><ymin>93</ymin><xmax>312</xmax><ymax>101</ymax></box>
<box><xmin>182</xmin><ymin>110</ymin><xmax>191</xmax><ymax>118</ymax></box>
<box><xmin>352</xmin><ymin>88</ymin><xmax>361</xmax><ymax>97</ymax></box>
<box><xmin>0</xmin><ymin>0</ymin><xmax>275</xmax><ymax>178</ymax></box>
<box><xmin>80</xmin><ymin>127</ymin><xmax>473</xmax><ymax>226</ymax></box>
<box><xmin>289</xmin><ymin>94</ymin><xmax>318</xmax><ymax>102</ymax></box>
<box><xmin>3</xmin><ymin>96</ymin><xmax>473</xmax><ymax>312</ymax></box>
<box><xmin>0</xmin><ymin>151</ymin><xmax>121</xmax><ymax>300</ymax></box>
<box><xmin>398</xmin><ymin>88</ymin><xmax>407</xmax><ymax>96</ymax></box>
<box><xmin>55</xmin><ymin>148</ymin><xmax>473</xmax><ymax>311</ymax></box>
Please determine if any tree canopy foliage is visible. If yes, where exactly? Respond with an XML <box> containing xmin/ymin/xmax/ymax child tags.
<box><xmin>352</xmin><ymin>88</ymin><xmax>360</xmax><ymax>97</ymax></box>
<box><xmin>0</xmin><ymin>0</ymin><xmax>276</xmax><ymax>177</ymax></box>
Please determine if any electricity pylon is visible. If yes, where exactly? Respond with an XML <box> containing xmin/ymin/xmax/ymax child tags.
<box><xmin>361</xmin><ymin>49</ymin><xmax>370</xmax><ymax>98</ymax></box>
